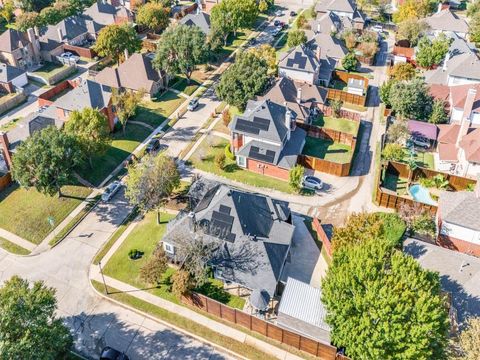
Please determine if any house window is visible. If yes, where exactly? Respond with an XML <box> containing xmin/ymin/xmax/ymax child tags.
<box><xmin>237</xmin><ymin>156</ymin><xmax>246</xmax><ymax>168</ymax></box>
<box><xmin>63</xmin><ymin>109</ymin><xmax>70</xmax><ymax>118</ymax></box>
<box><xmin>163</xmin><ymin>242</ymin><xmax>174</xmax><ymax>254</ymax></box>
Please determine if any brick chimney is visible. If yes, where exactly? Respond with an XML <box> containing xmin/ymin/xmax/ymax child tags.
<box><xmin>457</xmin><ymin>88</ymin><xmax>476</xmax><ymax>146</ymax></box>
<box><xmin>316</xmin><ymin>46</ymin><xmax>321</xmax><ymax>61</ymax></box>
<box><xmin>0</xmin><ymin>132</ymin><xmax>13</xmax><ymax>170</ymax></box>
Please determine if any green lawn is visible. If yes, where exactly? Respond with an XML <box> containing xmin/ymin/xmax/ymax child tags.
<box><xmin>77</xmin><ymin>123</ymin><xmax>152</xmax><ymax>186</ymax></box>
<box><xmin>171</xmin><ymin>77</ymin><xmax>201</xmax><ymax>96</ymax></box>
<box><xmin>134</xmin><ymin>90</ymin><xmax>186</xmax><ymax>128</ymax></box>
<box><xmin>0</xmin><ymin>236</ymin><xmax>31</xmax><ymax>255</ymax></box>
<box><xmin>33</xmin><ymin>62</ymin><xmax>66</xmax><ymax>77</ymax></box>
<box><xmin>400</xmin><ymin>149</ymin><xmax>435</xmax><ymax>169</ymax></box>
<box><xmin>302</xmin><ymin>137</ymin><xmax>353</xmax><ymax>164</ymax></box>
<box><xmin>0</xmin><ymin>184</ymin><xmax>91</xmax><ymax>244</ymax></box>
<box><xmin>329</xmin><ymin>79</ymin><xmax>347</xmax><ymax>91</ymax></box>
<box><xmin>190</xmin><ymin>137</ymin><xmax>294</xmax><ymax>194</ymax></box>
<box><xmin>312</xmin><ymin>115</ymin><xmax>360</xmax><ymax>135</ymax></box>
<box><xmin>103</xmin><ymin>211</ymin><xmax>245</xmax><ymax>309</ymax></box>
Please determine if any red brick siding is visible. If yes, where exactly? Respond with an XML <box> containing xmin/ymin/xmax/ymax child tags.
<box><xmin>232</xmin><ymin>133</ymin><xmax>243</xmax><ymax>152</ymax></box>
<box><xmin>37</xmin><ymin>80</ymin><xmax>77</xmax><ymax>107</ymax></box>
<box><xmin>245</xmin><ymin>158</ymin><xmax>290</xmax><ymax>181</ymax></box>
<box><xmin>0</xmin><ymin>81</ymin><xmax>14</xmax><ymax>94</ymax></box>
<box><xmin>437</xmin><ymin>234</ymin><xmax>480</xmax><ymax>257</ymax></box>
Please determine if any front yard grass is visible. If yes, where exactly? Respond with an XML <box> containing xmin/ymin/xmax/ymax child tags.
<box><xmin>171</xmin><ymin>76</ymin><xmax>201</xmax><ymax>96</ymax></box>
<box><xmin>77</xmin><ymin>123</ymin><xmax>151</xmax><ymax>186</ymax></box>
<box><xmin>103</xmin><ymin>211</ymin><xmax>245</xmax><ymax>309</ymax></box>
<box><xmin>0</xmin><ymin>184</ymin><xmax>91</xmax><ymax>244</ymax></box>
<box><xmin>134</xmin><ymin>90</ymin><xmax>186</xmax><ymax>128</ymax></box>
<box><xmin>0</xmin><ymin>236</ymin><xmax>31</xmax><ymax>255</ymax></box>
<box><xmin>312</xmin><ymin>115</ymin><xmax>359</xmax><ymax>135</ymax></box>
<box><xmin>302</xmin><ymin>137</ymin><xmax>353</xmax><ymax>164</ymax></box>
<box><xmin>190</xmin><ymin>136</ymin><xmax>294</xmax><ymax>194</ymax></box>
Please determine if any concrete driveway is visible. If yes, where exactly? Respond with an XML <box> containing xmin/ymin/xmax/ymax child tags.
<box><xmin>0</xmin><ymin>189</ymin><xmax>229</xmax><ymax>359</ymax></box>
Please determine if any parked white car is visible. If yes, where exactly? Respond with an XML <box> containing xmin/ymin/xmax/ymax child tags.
<box><xmin>302</xmin><ymin>175</ymin><xmax>323</xmax><ymax>191</ymax></box>
<box><xmin>102</xmin><ymin>181</ymin><xmax>122</xmax><ymax>202</ymax></box>
<box><xmin>371</xmin><ymin>25</ymin><xmax>383</xmax><ymax>33</ymax></box>
<box><xmin>59</xmin><ymin>52</ymin><xmax>80</xmax><ymax>64</ymax></box>
<box><xmin>187</xmin><ymin>98</ymin><xmax>199</xmax><ymax>111</ymax></box>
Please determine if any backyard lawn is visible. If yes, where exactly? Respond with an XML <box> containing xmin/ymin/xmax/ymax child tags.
<box><xmin>400</xmin><ymin>149</ymin><xmax>435</xmax><ymax>169</ymax></box>
<box><xmin>312</xmin><ymin>115</ymin><xmax>359</xmax><ymax>135</ymax></box>
<box><xmin>134</xmin><ymin>90</ymin><xmax>186</xmax><ymax>128</ymax></box>
<box><xmin>302</xmin><ymin>137</ymin><xmax>353</xmax><ymax>164</ymax></box>
<box><xmin>171</xmin><ymin>76</ymin><xmax>201</xmax><ymax>96</ymax></box>
<box><xmin>0</xmin><ymin>184</ymin><xmax>91</xmax><ymax>244</ymax></box>
<box><xmin>77</xmin><ymin>123</ymin><xmax>152</xmax><ymax>186</ymax></box>
<box><xmin>103</xmin><ymin>211</ymin><xmax>245</xmax><ymax>309</ymax></box>
<box><xmin>33</xmin><ymin>62</ymin><xmax>66</xmax><ymax>77</ymax></box>
<box><xmin>190</xmin><ymin>136</ymin><xmax>294</xmax><ymax>194</ymax></box>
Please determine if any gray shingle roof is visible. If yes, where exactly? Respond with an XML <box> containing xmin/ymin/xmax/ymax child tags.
<box><xmin>179</xmin><ymin>11</ymin><xmax>211</xmax><ymax>35</ymax></box>
<box><xmin>230</xmin><ymin>99</ymin><xmax>290</xmax><ymax>143</ymax></box>
<box><xmin>54</xmin><ymin>79</ymin><xmax>112</xmax><ymax>111</ymax></box>
<box><xmin>306</xmin><ymin>33</ymin><xmax>348</xmax><ymax>60</ymax></box>
<box><xmin>315</xmin><ymin>0</ymin><xmax>356</xmax><ymax>14</ymax></box>
<box><xmin>82</xmin><ymin>1</ymin><xmax>132</xmax><ymax>26</ymax></box>
<box><xmin>164</xmin><ymin>181</ymin><xmax>295</xmax><ymax>296</ymax></box>
<box><xmin>425</xmin><ymin>9</ymin><xmax>469</xmax><ymax>34</ymax></box>
<box><xmin>0</xmin><ymin>63</ymin><xmax>25</xmax><ymax>83</ymax></box>
<box><xmin>279</xmin><ymin>45</ymin><xmax>320</xmax><ymax>73</ymax></box>
<box><xmin>0</xmin><ymin>29</ymin><xmax>29</xmax><ymax>53</ymax></box>
<box><xmin>439</xmin><ymin>191</ymin><xmax>480</xmax><ymax>231</ymax></box>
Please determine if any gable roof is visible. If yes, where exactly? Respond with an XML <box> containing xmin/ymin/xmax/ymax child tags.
<box><xmin>261</xmin><ymin>77</ymin><xmax>327</xmax><ymax>121</ymax></box>
<box><xmin>449</xmin><ymin>84</ymin><xmax>480</xmax><ymax>112</ymax></box>
<box><xmin>425</xmin><ymin>9</ymin><xmax>469</xmax><ymax>34</ymax></box>
<box><xmin>164</xmin><ymin>181</ymin><xmax>295</xmax><ymax>296</ymax></box>
<box><xmin>82</xmin><ymin>0</ymin><xmax>132</xmax><ymax>26</ymax></box>
<box><xmin>230</xmin><ymin>99</ymin><xmax>290</xmax><ymax>143</ymax></box>
<box><xmin>179</xmin><ymin>11</ymin><xmax>211</xmax><ymax>35</ymax></box>
<box><xmin>459</xmin><ymin>128</ymin><xmax>480</xmax><ymax>162</ymax></box>
<box><xmin>0</xmin><ymin>63</ymin><xmax>25</xmax><ymax>83</ymax></box>
<box><xmin>95</xmin><ymin>53</ymin><xmax>161</xmax><ymax>93</ymax></box>
<box><xmin>54</xmin><ymin>79</ymin><xmax>112</xmax><ymax>111</ymax></box>
<box><xmin>315</xmin><ymin>0</ymin><xmax>356</xmax><ymax>14</ymax></box>
<box><xmin>306</xmin><ymin>33</ymin><xmax>348</xmax><ymax>60</ymax></box>
<box><xmin>439</xmin><ymin>190</ymin><xmax>480</xmax><ymax>231</ymax></box>
<box><xmin>0</xmin><ymin>29</ymin><xmax>29</xmax><ymax>53</ymax></box>
<box><xmin>279</xmin><ymin>45</ymin><xmax>320</xmax><ymax>74</ymax></box>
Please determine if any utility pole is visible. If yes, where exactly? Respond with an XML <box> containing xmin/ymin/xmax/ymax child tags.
<box><xmin>98</xmin><ymin>261</ymin><xmax>109</xmax><ymax>295</ymax></box>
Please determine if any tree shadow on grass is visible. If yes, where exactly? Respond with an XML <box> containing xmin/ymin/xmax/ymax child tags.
<box><xmin>223</xmin><ymin>163</ymin><xmax>239</xmax><ymax>173</ymax></box>
<box><xmin>195</xmin><ymin>282</ymin><xmax>231</xmax><ymax>304</ymax></box>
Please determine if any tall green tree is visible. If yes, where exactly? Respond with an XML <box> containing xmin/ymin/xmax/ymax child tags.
<box><xmin>15</xmin><ymin>11</ymin><xmax>43</xmax><ymax>31</ymax></box>
<box><xmin>216</xmin><ymin>51</ymin><xmax>269</xmax><ymax>110</ymax></box>
<box><xmin>416</xmin><ymin>34</ymin><xmax>451</xmax><ymax>68</ymax></box>
<box><xmin>289</xmin><ymin>164</ymin><xmax>304</xmax><ymax>191</ymax></box>
<box><xmin>396</xmin><ymin>19</ymin><xmax>429</xmax><ymax>46</ymax></box>
<box><xmin>458</xmin><ymin>317</ymin><xmax>480</xmax><ymax>360</ymax></box>
<box><xmin>136</xmin><ymin>2</ymin><xmax>170</xmax><ymax>34</ymax></box>
<box><xmin>154</xmin><ymin>24</ymin><xmax>208</xmax><ymax>84</ymax></box>
<box><xmin>389</xmin><ymin>78</ymin><xmax>433</xmax><ymax>120</ymax></box>
<box><xmin>18</xmin><ymin>0</ymin><xmax>53</xmax><ymax>12</ymax></box>
<box><xmin>341</xmin><ymin>52</ymin><xmax>359</xmax><ymax>72</ymax></box>
<box><xmin>210</xmin><ymin>0</ymin><xmax>258</xmax><ymax>41</ymax></box>
<box><xmin>111</xmin><ymin>89</ymin><xmax>144</xmax><ymax>135</ymax></box>
<box><xmin>287</xmin><ymin>29</ymin><xmax>307</xmax><ymax>48</ymax></box>
<box><xmin>0</xmin><ymin>276</ymin><xmax>73</xmax><ymax>358</ymax></box>
<box><xmin>380</xmin><ymin>78</ymin><xmax>397</xmax><ymax>107</ymax></box>
<box><xmin>322</xmin><ymin>240</ymin><xmax>449</xmax><ymax>360</ymax></box>
<box><xmin>93</xmin><ymin>24</ymin><xmax>141</xmax><ymax>65</ymax></box>
<box><xmin>125</xmin><ymin>154</ymin><xmax>180</xmax><ymax>224</ymax></box>
<box><xmin>64</xmin><ymin>108</ymin><xmax>111</xmax><ymax>168</ymax></box>
<box><xmin>429</xmin><ymin>99</ymin><xmax>448</xmax><ymax>124</ymax></box>
<box><xmin>11</xmin><ymin>126</ymin><xmax>82</xmax><ymax>197</ymax></box>
<box><xmin>210</xmin><ymin>1</ymin><xmax>235</xmax><ymax>45</ymax></box>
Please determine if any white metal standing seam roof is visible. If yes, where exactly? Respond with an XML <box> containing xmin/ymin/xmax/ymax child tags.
<box><xmin>278</xmin><ymin>277</ymin><xmax>330</xmax><ymax>331</ymax></box>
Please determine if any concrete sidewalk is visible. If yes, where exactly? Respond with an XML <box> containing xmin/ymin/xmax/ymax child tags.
<box><xmin>90</xmin><ymin>267</ymin><xmax>303</xmax><ymax>360</ymax></box>
<box><xmin>0</xmin><ymin>228</ymin><xmax>35</xmax><ymax>252</ymax></box>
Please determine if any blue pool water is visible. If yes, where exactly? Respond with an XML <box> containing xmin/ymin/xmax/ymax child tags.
<box><xmin>409</xmin><ymin>184</ymin><xmax>437</xmax><ymax>205</ymax></box>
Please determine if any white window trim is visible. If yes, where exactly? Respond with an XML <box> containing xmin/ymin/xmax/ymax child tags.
<box><xmin>237</xmin><ymin>155</ymin><xmax>246</xmax><ymax>168</ymax></box>
<box><xmin>163</xmin><ymin>242</ymin><xmax>174</xmax><ymax>254</ymax></box>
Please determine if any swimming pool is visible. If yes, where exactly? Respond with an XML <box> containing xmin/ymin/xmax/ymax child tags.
<box><xmin>409</xmin><ymin>184</ymin><xmax>437</xmax><ymax>205</ymax></box>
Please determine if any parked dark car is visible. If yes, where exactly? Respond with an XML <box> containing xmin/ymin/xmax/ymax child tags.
<box><xmin>274</xmin><ymin>19</ymin><xmax>281</xmax><ymax>26</ymax></box>
<box><xmin>100</xmin><ymin>346</ymin><xmax>129</xmax><ymax>360</ymax></box>
<box><xmin>145</xmin><ymin>138</ymin><xmax>160</xmax><ymax>154</ymax></box>
<box><xmin>290</xmin><ymin>11</ymin><xmax>297</xmax><ymax>16</ymax></box>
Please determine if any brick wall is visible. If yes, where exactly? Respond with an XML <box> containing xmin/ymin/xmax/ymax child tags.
<box><xmin>37</xmin><ymin>80</ymin><xmax>76</xmax><ymax>107</ymax></box>
<box><xmin>0</xmin><ymin>81</ymin><xmax>14</xmax><ymax>94</ymax></box>
<box><xmin>246</xmin><ymin>158</ymin><xmax>290</xmax><ymax>181</ymax></box>
<box><xmin>437</xmin><ymin>234</ymin><xmax>480</xmax><ymax>257</ymax></box>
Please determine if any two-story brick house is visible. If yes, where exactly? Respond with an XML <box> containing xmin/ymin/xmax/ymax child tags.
<box><xmin>229</xmin><ymin>99</ymin><xmax>306</xmax><ymax>181</ymax></box>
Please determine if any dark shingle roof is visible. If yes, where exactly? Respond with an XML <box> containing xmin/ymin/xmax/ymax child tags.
<box><xmin>164</xmin><ymin>181</ymin><xmax>295</xmax><ymax>296</ymax></box>
<box><xmin>279</xmin><ymin>45</ymin><xmax>320</xmax><ymax>73</ymax></box>
<box><xmin>54</xmin><ymin>79</ymin><xmax>112</xmax><ymax>111</ymax></box>
<box><xmin>0</xmin><ymin>63</ymin><xmax>25</xmax><ymax>83</ymax></box>
<box><xmin>0</xmin><ymin>29</ymin><xmax>29</xmax><ymax>53</ymax></box>
<box><xmin>179</xmin><ymin>11</ymin><xmax>211</xmax><ymax>35</ymax></box>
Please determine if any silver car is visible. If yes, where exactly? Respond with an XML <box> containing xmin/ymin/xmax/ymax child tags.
<box><xmin>102</xmin><ymin>181</ymin><xmax>122</xmax><ymax>202</ymax></box>
<box><xmin>302</xmin><ymin>175</ymin><xmax>323</xmax><ymax>191</ymax></box>
<box><xmin>187</xmin><ymin>98</ymin><xmax>199</xmax><ymax>111</ymax></box>
<box><xmin>410</xmin><ymin>136</ymin><xmax>430</xmax><ymax>149</ymax></box>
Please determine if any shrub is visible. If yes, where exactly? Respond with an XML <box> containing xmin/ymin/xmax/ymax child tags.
<box><xmin>215</xmin><ymin>153</ymin><xmax>226</xmax><ymax>170</ymax></box>
<box><xmin>225</xmin><ymin>144</ymin><xmax>235</xmax><ymax>160</ymax></box>
<box><xmin>139</xmin><ymin>249</ymin><xmax>168</xmax><ymax>285</ymax></box>
<box><xmin>289</xmin><ymin>164</ymin><xmax>304</xmax><ymax>190</ymax></box>
<box><xmin>330</xmin><ymin>99</ymin><xmax>343</xmax><ymax>118</ymax></box>
<box><xmin>342</xmin><ymin>52</ymin><xmax>359</xmax><ymax>72</ymax></box>
<box><xmin>357</xmin><ymin>42</ymin><xmax>378</xmax><ymax>58</ymax></box>
<box><xmin>382</xmin><ymin>143</ymin><xmax>404</xmax><ymax>161</ymax></box>
<box><xmin>128</xmin><ymin>249</ymin><xmax>143</xmax><ymax>259</ymax></box>
<box><xmin>222</xmin><ymin>109</ymin><xmax>231</xmax><ymax>126</ymax></box>
<box><xmin>172</xmin><ymin>270</ymin><xmax>193</xmax><ymax>298</ymax></box>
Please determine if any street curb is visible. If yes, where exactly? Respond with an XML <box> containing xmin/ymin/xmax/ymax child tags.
<box><xmin>87</xmin><ymin>277</ymin><xmax>248</xmax><ymax>360</ymax></box>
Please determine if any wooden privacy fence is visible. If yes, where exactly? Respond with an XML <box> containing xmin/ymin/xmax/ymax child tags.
<box><xmin>332</xmin><ymin>70</ymin><xmax>369</xmax><ymax>88</ymax></box>
<box><xmin>327</xmin><ymin>88</ymin><xmax>367</xmax><ymax>107</ymax></box>
<box><xmin>63</xmin><ymin>44</ymin><xmax>96</xmax><ymax>59</ymax></box>
<box><xmin>317</xmin><ymin>104</ymin><xmax>361</xmax><ymax>121</ymax></box>
<box><xmin>375</xmin><ymin>187</ymin><xmax>438</xmax><ymax>215</ymax></box>
<box><xmin>299</xmin><ymin>155</ymin><xmax>352</xmax><ymax>177</ymax></box>
<box><xmin>312</xmin><ymin>217</ymin><xmax>333</xmax><ymax>257</ymax></box>
<box><xmin>183</xmin><ymin>292</ymin><xmax>346</xmax><ymax>360</ymax></box>
<box><xmin>298</xmin><ymin>123</ymin><xmax>357</xmax><ymax>148</ymax></box>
